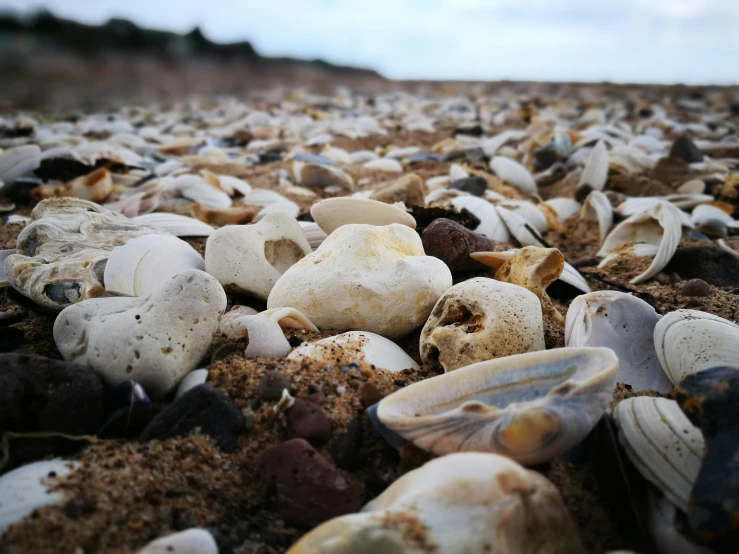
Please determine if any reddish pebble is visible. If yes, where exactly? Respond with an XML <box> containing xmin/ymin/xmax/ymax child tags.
<box><xmin>359</xmin><ymin>381</ymin><xmax>384</xmax><ymax>408</ymax></box>
<box><xmin>421</xmin><ymin>218</ymin><xmax>493</xmax><ymax>273</ymax></box>
<box><xmin>258</xmin><ymin>370</ymin><xmax>289</xmax><ymax>401</ymax></box>
<box><xmin>680</xmin><ymin>279</ymin><xmax>711</xmax><ymax>297</ymax></box>
<box><xmin>286</xmin><ymin>398</ymin><xmax>331</xmax><ymax>445</ymax></box>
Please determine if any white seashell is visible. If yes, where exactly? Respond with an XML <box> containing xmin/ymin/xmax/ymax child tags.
<box><xmin>481</xmin><ymin>129</ymin><xmax>527</xmax><ymax>156</ymax></box>
<box><xmin>545</xmin><ymin>198</ymin><xmax>582</xmax><ymax>221</ymax></box>
<box><xmin>647</xmin><ymin>493</ymin><xmax>713</xmax><ymax>554</ymax></box>
<box><xmin>691</xmin><ymin>204</ymin><xmax>739</xmax><ymax>235</ymax></box>
<box><xmin>293</xmin><ymin>161</ymin><xmax>355</xmax><ymax>190</ymax></box>
<box><xmin>132</xmin><ymin>213</ymin><xmax>214</xmax><ymax>236</ymax></box>
<box><xmin>676</xmin><ymin>179</ymin><xmax>705</xmax><ymax>194</ymax></box>
<box><xmin>489</xmin><ymin>156</ymin><xmax>537</xmax><ymax>194</ymax></box>
<box><xmin>217</xmin><ymin>175</ymin><xmax>252</xmax><ymax>196</ymax></box>
<box><xmin>310</xmin><ymin>197</ymin><xmax>416</xmax><ymax>234</ymax></box>
<box><xmin>653</xmin><ymin>309</ymin><xmax>739</xmax><ymax>385</ymax></box>
<box><xmin>384</xmin><ymin>146</ymin><xmax>420</xmax><ymax>159</ymax></box>
<box><xmin>205</xmin><ymin>212</ymin><xmax>311</xmax><ymax>300</ymax></box>
<box><xmin>30</xmin><ymin>168</ymin><xmax>113</xmax><ymax>203</ymax></box>
<box><xmin>363</xmin><ymin>158</ymin><xmax>403</xmax><ymax>172</ymax></box>
<box><xmin>425</xmin><ymin>175</ymin><xmax>452</xmax><ymax>191</ymax></box>
<box><xmin>629</xmin><ymin>135</ymin><xmax>667</xmax><ymax>153</ymax></box>
<box><xmin>425</xmin><ymin>188</ymin><xmax>468</xmax><ymax>204</ymax></box>
<box><xmin>496</xmin><ymin>205</ymin><xmax>547</xmax><ymax>247</ymax></box>
<box><xmin>175</xmin><ymin>369</ymin><xmax>208</xmax><ymax>400</ymax></box>
<box><xmin>172</xmin><ymin>174</ymin><xmax>231</xmax><ymax>208</ymax></box>
<box><xmin>285</xmin><ymin>331</ymin><xmax>418</xmax><ymax>372</ymax></box>
<box><xmin>482</xmin><ymin>189</ymin><xmax>508</xmax><ymax>202</ymax></box>
<box><xmin>579</xmin><ymin>140</ymin><xmax>609</xmax><ymax>190</ymax></box>
<box><xmin>449</xmin><ymin>163</ymin><xmax>469</xmax><ymax>181</ymax></box>
<box><xmin>377</xmin><ymin>347</ymin><xmax>618</xmax><ymax>464</ymax></box>
<box><xmin>560</xmin><ymin>262</ymin><xmax>591</xmax><ymax>293</ymax></box>
<box><xmin>288</xmin><ymin>453</ymin><xmax>586</xmax><ymax>554</ymax></box>
<box><xmin>348</xmin><ymin>150</ymin><xmax>378</xmax><ymax>164</ymax></box>
<box><xmin>420</xmin><ymin>278</ymin><xmax>545</xmax><ymax>372</ymax></box>
<box><xmin>450</xmin><ymin>196</ymin><xmax>510</xmax><ymax>242</ymax></box>
<box><xmin>0</xmin><ymin>144</ymin><xmax>41</xmax><ymax>183</ymax></box>
<box><xmin>320</xmin><ymin>146</ymin><xmax>352</xmax><ymax>164</ymax></box>
<box><xmin>612</xmin><ymin>397</ymin><xmax>703</xmax><ymax>512</ymax></box>
<box><xmin>717</xmin><ymin>238</ymin><xmax>739</xmax><ymax>259</ymax></box>
<box><xmin>136</xmin><ymin>529</ymin><xmax>218</xmax><ymax>554</ymax></box>
<box><xmin>565</xmin><ymin>292</ymin><xmax>672</xmax><ymax>392</ymax></box>
<box><xmin>268</xmin><ymin>224</ymin><xmax>452</xmax><ymax>340</ymax></box>
<box><xmin>104</xmin><ymin>234</ymin><xmax>204</xmax><ymax>297</ymax></box>
<box><xmin>497</xmin><ymin>200</ymin><xmax>549</xmax><ymax>232</ymax></box>
<box><xmin>580</xmin><ymin>190</ymin><xmax>613</xmax><ymax>243</ymax></box>
<box><xmin>300</xmin><ymin>221</ymin><xmax>329</xmax><ymax>250</ymax></box>
<box><xmin>598</xmin><ymin>201</ymin><xmax>682</xmax><ymax>284</ymax></box>
<box><xmin>0</xmin><ymin>248</ymin><xmax>15</xmax><ymax>287</ymax></box>
<box><xmin>0</xmin><ymin>460</ymin><xmax>79</xmax><ymax>535</ymax></box>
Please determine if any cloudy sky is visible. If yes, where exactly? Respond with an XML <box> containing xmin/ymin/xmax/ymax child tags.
<box><xmin>4</xmin><ymin>0</ymin><xmax>739</xmax><ymax>83</ymax></box>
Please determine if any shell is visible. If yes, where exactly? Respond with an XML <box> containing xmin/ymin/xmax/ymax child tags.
<box><xmin>30</xmin><ymin>168</ymin><xmax>113</xmax><ymax>203</ymax></box>
<box><xmin>0</xmin><ymin>460</ymin><xmax>79</xmax><ymax>535</ymax></box>
<box><xmin>420</xmin><ymin>277</ymin><xmax>545</xmax><ymax>372</ymax></box>
<box><xmin>449</xmin><ymin>163</ymin><xmax>469</xmax><ymax>181</ymax></box>
<box><xmin>218</xmin><ymin>306</ymin><xmax>318</xmax><ymax>359</ymax></box>
<box><xmin>0</xmin><ymin>248</ymin><xmax>15</xmax><ymax>287</ymax></box>
<box><xmin>285</xmin><ymin>331</ymin><xmax>418</xmax><ymax>372</ymax></box>
<box><xmin>288</xmin><ymin>453</ymin><xmax>586</xmax><ymax>554</ymax></box>
<box><xmin>717</xmin><ymin>238</ymin><xmax>739</xmax><ymax>259</ymax></box>
<box><xmin>565</xmin><ymin>291</ymin><xmax>672</xmax><ymax>392</ymax></box>
<box><xmin>0</xmin><ymin>144</ymin><xmax>41</xmax><ymax>183</ymax></box>
<box><xmin>647</xmin><ymin>492</ymin><xmax>713</xmax><ymax>554</ymax></box>
<box><xmin>294</xmin><ymin>161</ymin><xmax>355</xmax><ymax>190</ymax></box>
<box><xmin>597</xmin><ymin>201</ymin><xmax>682</xmax><ymax>284</ymax></box>
<box><xmin>580</xmin><ymin>190</ymin><xmax>613</xmax><ymax>244</ymax></box>
<box><xmin>653</xmin><ymin>309</ymin><xmax>739</xmax><ymax>385</ymax></box>
<box><xmin>174</xmin><ymin>369</ymin><xmax>209</xmax><ymax>400</ymax></box>
<box><xmin>579</xmin><ymin>139</ymin><xmax>609</xmax><ymax>190</ymax></box>
<box><xmin>363</xmin><ymin>158</ymin><xmax>403</xmax><ymax>172</ymax></box>
<box><xmin>378</xmin><ymin>347</ymin><xmax>618</xmax><ymax>464</ymax></box>
<box><xmin>131</xmin><ymin>213</ymin><xmax>214</xmax><ymax>237</ymax></box>
<box><xmin>172</xmin><ymin>174</ymin><xmax>232</xmax><ymax>208</ymax></box>
<box><xmin>450</xmin><ymin>196</ymin><xmax>510</xmax><ymax>242</ymax></box>
<box><xmin>310</xmin><ymin>197</ymin><xmax>416</xmax><ymax>234</ymax></box>
<box><xmin>496</xmin><ymin>205</ymin><xmax>547</xmax><ymax>247</ymax></box>
<box><xmin>612</xmin><ymin>397</ymin><xmax>703</xmax><ymax>512</ymax></box>
<box><xmin>545</xmin><ymin>197</ymin><xmax>582</xmax><ymax>221</ymax></box>
<box><xmin>135</xmin><ymin>529</ymin><xmax>218</xmax><ymax>554</ymax></box>
<box><xmin>300</xmin><ymin>221</ymin><xmax>328</xmax><ymax>250</ymax></box>
<box><xmin>497</xmin><ymin>200</ymin><xmax>549</xmax><ymax>233</ymax></box>
<box><xmin>489</xmin><ymin>156</ymin><xmax>537</xmax><ymax>194</ymax></box>
<box><xmin>691</xmin><ymin>204</ymin><xmax>739</xmax><ymax>236</ymax></box>
<box><xmin>104</xmin><ymin>234</ymin><xmax>204</xmax><ymax>297</ymax></box>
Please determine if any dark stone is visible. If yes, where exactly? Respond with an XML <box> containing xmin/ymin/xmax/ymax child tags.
<box><xmin>679</xmin><ymin>279</ymin><xmax>711</xmax><ymax>297</ymax></box>
<box><xmin>664</xmin><ymin>246</ymin><xmax>739</xmax><ymax>287</ymax></box>
<box><xmin>533</xmin><ymin>143</ymin><xmax>560</xmax><ymax>172</ymax></box>
<box><xmin>0</xmin><ymin>326</ymin><xmax>23</xmax><ymax>352</ymax></box>
<box><xmin>676</xmin><ymin>367</ymin><xmax>739</xmax><ymax>551</ymax></box>
<box><xmin>286</xmin><ymin>398</ymin><xmax>331</xmax><ymax>445</ymax></box>
<box><xmin>570</xmin><ymin>256</ymin><xmax>600</xmax><ymax>268</ymax></box>
<box><xmin>409</xmin><ymin>205</ymin><xmax>480</xmax><ymax>234</ymax></box>
<box><xmin>0</xmin><ymin>311</ymin><xmax>24</xmax><ymax>326</ymax></box>
<box><xmin>637</xmin><ymin>107</ymin><xmax>654</xmax><ymax>118</ymax></box>
<box><xmin>650</xmin><ymin>156</ymin><xmax>691</xmax><ymax>184</ymax></box>
<box><xmin>99</xmin><ymin>380</ymin><xmax>153</xmax><ymax>439</ymax></box>
<box><xmin>358</xmin><ymin>381</ymin><xmax>383</xmax><ymax>408</ymax></box>
<box><xmin>0</xmin><ymin>353</ymin><xmax>105</xmax><ymax>468</ymax></box>
<box><xmin>574</xmin><ymin>184</ymin><xmax>593</xmax><ymax>204</ymax></box>
<box><xmin>259</xmin><ymin>370</ymin><xmax>290</xmax><ymax>401</ymax></box>
<box><xmin>140</xmin><ymin>385</ymin><xmax>244</xmax><ymax>452</ymax></box>
<box><xmin>257</xmin><ymin>439</ymin><xmax>358</xmax><ymax>528</ymax></box>
<box><xmin>453</xmin><ymin>124</ymin><xmax>483</xmax><ymax>137</ymax></box>
<box><xmin>331</xmin><ymin>418</ymin><xmax>363</xmax><ymax>470</ymax></box>
<box><xmin>669</xmin><ymin>135</ymin><xmax>704</xmax><ymax>164</ymax></box>
<box><xmin>33</xmin><ymin>158</ymin><xmax>93</xmax><ymax>182</ymax></box>
<box><xmin>421</xmin><ymin>218</ymin><xmax>494</xmax><ymax>273</ymax></box>
<box><xmin>448</xmin><ymin>176</ymin><xmax>487</xmax><ymax>197</ymax></box>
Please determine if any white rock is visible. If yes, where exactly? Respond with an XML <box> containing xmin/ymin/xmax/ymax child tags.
<box><xmin>205</xmin><ymin>212</ymin><xmax>311</xmax><ymax>300</ymax></box>
<box><xmin>136</xmin><ymin>529</ymin><xmax>218</xmax><ymax>554</ymax></box>
<box><xmin>53</xmin><ymin>270</ymin><xmax>226</xmax><ymax>397</ymax></box>
<box><xmin>268</xmin><ymin>224</ymin><xmax>452</xmax><ymax>339</ymax></box>
<box><xmin>310</xmin><ymin>197</ymin><xmax>416</xmax><ymax>234</ymax></box>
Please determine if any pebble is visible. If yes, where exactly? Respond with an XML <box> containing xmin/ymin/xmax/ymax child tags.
<box><xmin>257</xmin><ymin>439</ymin><xmax>358</xmax><ymax>528</ymax></box>
<box><xmin>99</xmin><ymin>380</ymin><xmax>153</xmax><ymax>439</ymax></box>
<box><xmin>286</xmin><ymin>398</ymin><xmax>332</xmax><ymax>445</ymax></box>
<box><xmin>358</xmin><ymin>381</ymin><xmax>384</xmax><ymax>408</ymax></box>
<box><xmin>421</xmin><ymin>218</ymin><xmax>494</xmax><ymax>273</ymax></box>
<box><xmin>570</xmin><ymin>256</ymin><xmax>600</xmax><ymax>268</ymax></box>
<box><xmin>574</xmin><ymin>184</ymin><xmax>593</xmax><ymax>203</ymax></box>
<box><xmin>664</xmin><ymin>246</ymin><xmax>739</xmax><ymax>287</ymax></box>
<box><xmin>448</xmin><ymin>176</ymin><xmax>487</xmax><ymax>196</ymax></box>
<box><xmin>679</xmin><ymin>279</ymin><xmax>711</xmax><ymax>297</ymax></box>
<box><xmin>650</xmin><ymin>156</ymin><xmax>691</xmax><ymax>184</ymax></box>
<box><xmin>0</xmin><ymin>326</ymin><xmax>23</xmax><ymax>352</ymax></box>
<box><xmin>259</xmin><ymin>370</ymin><xmax>290</xmax><ymax>401</ymax></box>
<box><xmin>669</xmin><ymin>135</ymin><xmax>704</xmax><ymax>164</ymax></box>
<box><xmin>368</xmin><ymin>173</ymin><xmax>426</xmax><ymax>207</ymax></box>
<box><xmin>140</xmin><ymin>385</ymin><xmax>244</xmax><ymax>452</ymax></box>
<box><xmin>331</xmin><ymin>418</ymin><xmax>363</xmax><ymax>470</ymax></box>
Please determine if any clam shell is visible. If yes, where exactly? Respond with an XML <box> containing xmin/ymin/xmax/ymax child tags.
<box><xmin>299</xmin><ymin>221</ymin><xmax>328</xmax><ymax>250</ymax></box>
<box><xmin>363</xmin><ymin>158</ymin><xmax>403</xmax><ymax>172</ymax></box>
<box><xmin>174</xmin><ymin>369</ymin><xmax>209</xmax><ymax>400</ymax></box>
<box><xmin>579</xmin><ymin>139</ymin><xmax>609</xmax><ymax>190</ymax></box>
<box><xmin>131</xmin><ymin>213</ymin><xmax>215</xmax><ymax>236</ymax></box>
<box><xmin>449</xmin><ymin>163</ymin><xmax>469</xmax><ymax>180</ymax></box>
<box><xmin>377</xmin><ymin>347</ymin><xmax>618</xmax><ymax>464</ymax></box>
<box><xmin>653</xmin><ymin>309</ymin><xmax>739</xmax><ymax>385</ymax></box>
<box><xmin>496</xmin><ymin>205</ymin><xmax>547</xmax><ymax>247</ymax></box>
<box><xmin>691</xmin><ymin>204</ymin><xmax>739</xmax><ymax>236</ymax></box>
<box><xmin>497</xmin><ymin>200</ymin><xmax>549</xmax><ymax>232</ymax></box>
<box><xmin>612</xmin><ymin>397</ymin><xmax>704</xmax><ymax>512</ymax></box>
<box><xmin>310</xmin><ymin>197</ymin><xmax>416</xmax><ymax>234</ymax></box>
<box><xmin>545</xmin><ymin>197</ymin><xmax>582</xmax><ymax>221</ymax></box>
<box><xmin>616</xmin><ymin>197</ymin><xmax>694</xmax><ymax>228</ymax></box>
<box><xmin>450</xmin><ymin>196</ymin><xmax>510</xmax><ymax>242</ymax></box>
<box><xmin>489</xmin><ymin>156</ymin><xmax>537</xmax><ymax>194</ymax></box>
<box><xmin>565</xmin><ymin>291</ymin><xmax>672</xmax><ymax>392</ymax></box>
<box><xmin>173</xmin><ymin>174</ymin><xmax>232</xmax><ymax>208</ymax></box>
<box><xmin>104</xmin><ymin>234</ymin><xmax>204</xmax><ymax>297</ymax></box>
<box><xmin>580</xmin><ymin>190</ymin><xmax>613</xmax><ymax>244</ymax></box>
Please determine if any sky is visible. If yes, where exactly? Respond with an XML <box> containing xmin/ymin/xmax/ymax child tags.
<box><xmin>4</xmin><ymin>0</ymin><xmax>739</xmax><ymax>84</ymax></box>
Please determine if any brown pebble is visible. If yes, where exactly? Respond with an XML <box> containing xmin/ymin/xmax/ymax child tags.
<box><xmin>421</xmin><ymin>218</ymin><xmax>494</xmax><ymax>273</ymax></box>
<box><xmin>359</xmin><ymin>381</ymin><xmax>384</xmax><ymax>408</ymax></box>
<box><xmin>286</xmin><ymin>398</ymin><xmax>331</xmax><ymax>445</ymax></box>
<box><xmin>259</xmin><ymin>370</ymin><xmax>290</xmax><ymax>401</ymax></box>
<box><xmin>570</xmin><ymin>256</ymin><xmax>599</xmax><ymax>268</ymax></box>
<box><xmin>330</xmin><ymin>418</ymin><xmax>363</xmax><ymax>470</ymax></box>
<box><xmin>651</xmin><ymin>156</ymin><xmax>691</xmax><ymax>184</ymax></box>
<box><xmin>680</xmin><ymin>279</ymin><xmax>711</xmax><ymax>297</ymax></box>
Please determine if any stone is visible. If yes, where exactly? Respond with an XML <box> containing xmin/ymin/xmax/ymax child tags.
<box><xmin>608</xmin><ymin>174</ymin><xmax>673</xmax><ymax>197</ymax></box>
<box><xmin>205</xmin><ymin>211</ymin><xmax>311</xmax><ymax>300</ymax></box>
<box><xmin>0</xmin><ymin>327</ymin><xmax>23</xmax><ymax>352</ymax></box>
<box><xmin>286</xmin><ymin>398</ymin><xmax>332</xmax><ymax>445</ymax></box>
<box><xmin>679</xmin><ymin>279</ymin><xmax>711</xmax><ymax>297</ymax></box>
<box><xmin>257</xmin><ymin>439</ymin><xmax>358</xmax><ymax>528</ymax></box>
<box><xmin>331</xmin><ymin>418</ymin><xmax>363</xmax><ymax>470</ymax></box>
<box><xmin>421</xmin><ymin>218</ymin><xmax>494</xmax><ymax>273</ymax></box>
<box><xmin>140</xmin><ymin>385</ymin><xmax>244</xmax><ymax>452</ymax></box>
<box><xmin>664</xmin><ymin>246</ymin><xmax>739</xmax><ymax>287</ymax></box>
<box><xmin>650</xmin><ymin>157</ymin><xmax>691</xmax><ymax>185</ymax></box>
<box><xmin>669</xmin><ymin>135</ymin><xmax>704</xmax><ymax>164</ymax></box>
<box><xmin>259</xmin><ymin>370</ymin><xmax>290</xmax><ymax>401</ymax></box>
<box><xmin>53</xmin><ymin>269</ymin><xmax>226</xmax><ymax>398</ymax></box>
<box><xmin>268</xmin><ymin>224</ymin><xmax>452</xmax><ymax>340</ymax></box>
<box><xmin>358</xmin><ymin>381</ymin><xmax>383</xmax><ymax>408</ymax></box>
<box><xmin>368</xmin><ymin>173</ymin><xmax>426</xmax><ymax>208</ymax></box>
<box><xmin>448</xmin><ymin>176</ymin><xmax>487</xmax><ymax>196</ymax></box>
<box><xmin>0</xmin><ymin>353</ymin><xmax>105</xmax><ymax>468</ymax></box>
<box><xmin>574</xmin><ymin>184</ymin><xmax>593</xmax><ymax>203</ymax></box>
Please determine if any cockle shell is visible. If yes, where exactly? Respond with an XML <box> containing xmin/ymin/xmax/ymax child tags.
<box><xmin>131</xmin><ymin>213</ymin><xmax>215</xmax><ymax>237</ymax></box>
<box><xmin>218</xmin><ymin>306</ymin><xmax>318</xmax><ymax>359</ymax></box>
<box><xmin>285</xmin><ymin>331</ymin><xmax>418</xmax><ymax>373</ymax></box>
<box><xmin>30</xmin><ymin>167</ymin><xmax>113</xmax><ymax>203</ymax></box>
<box><xmin>310</xmin><ymin>197</ymin><xmax>416</xmax><ymax>234</ymax></box>
<box><xmin>135</xmin><ymin>529</ymin><xmax>218</xmax><ymax>554</ymax></box>
<box><xmin>612</xmin><ymin>397</ymin><xmax>704</xmax><ymax>512</ymax></box>
<box><xmin>205</xmin><ymin>212</ymin><xmax>311</xmax><ymax>300</ymax></box>
<box><xmin>104</xmin><ymin>234</ymin><xmax>204</xmax><ymax>297</ymax></box>
<box><xmin>565</xmin><ymin>291</ymin><xmax>672</xmax><ymax>392</ymax></box>
<box><xmin>420</xmin><ymin>277</ymin><xmax>545</xmax><ymax>372</ymax></box>
<box><xmin>377</xmin><ymin>347</ymin><xmax>618</xmax><ymax>464</ymax></box>
<box><xmin>288</xmin><ymin>453</ymin><xmax>586</xmax><ymax>554</ymax></box>
<box><xmin>580</xmin><ymin>190</ymin><xmax>613</xmax><ymax>244</ymax></box>
<box><xmin>653</xmin><ymin>309</ymin><xmax>739</xmax><ymax>385</ymax></box>
<box><xmin>450</xmin><ymin>196</ymin><xmax>510</xmax><ymax>242</ymax></box>
<box><xmin>597</xmin><ymin>201</ymin><xmax>682</xmax><ymax>284</ymax></box>
<box><xmin>579</xmin><ymin>139</ymin><xmax>609</xmax><ymax>190</ymax></box>
<box><xmin>489</xmin><ymin>156</ymin><xmax>537</xmax><ymax>194</ymax></box>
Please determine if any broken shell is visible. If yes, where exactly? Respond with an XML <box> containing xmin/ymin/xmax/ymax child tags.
<box><xmin>30</xmin><ymin>167</ymin><xmax>113</xmax><ymax>203</ymax></box>
<box><xmin>691</xmin><ymin>204</ymin><xmax>738</xmax><ymax>236</ymax></box>
<box><xmin>288</xmin><ymin>453</ymin><xmax>586</xmax><ymax>554</ymax></box>
<box><xmin>131</xmin><ymin>213</ymin><xmax>214</xmax><ymax>237</ymax></box>
<box><xmin>597</xmin><ymin>201</ymin><xmax>682</xmax><ymax>284</ymax></box>
<box><xmin>310</xmin><ymin>197</ymin><xmax>416</xmax><ymax>234</ymax></box>
<box><xmin>420</xmin><ymin>277</ymin><xmax>545</xmax><ymax>372</ymax></box>
<box><xmin>205</xmin><ymin>212</ymin><xmax>311</xmax><ymax>300</ymax></box>
<box><xmin>172</xmin><ymin>174</ymin><xmax>232</xmax><ymax>208</ymax></box>
<box><xmin>449</xmin><ymin>163</ymin><xmax>469</xmax><ymax>181</ymax></box>
<box><xmin>612</xmin><ymin>397</ymin><xmax>703</xmax><ymax>512</ymax></box>
<box><xmin>218</xmin><ymin>306</ymin><xmax>318</xmax><ymax>359</ymax></box>
<box><xmin>0</xmin><ymin>248</ymin><xmax>15</xmax><ymax>287</ymax></box>
<box><xmin>580</xmin><ymin>190</ymin><xmax>613</xmax><ymax>244</ymax></box>
<box><xmin>497</xmin><ymin>200</ymin><xmax>549</xmax><ymax>233</ymax></box>
<box><xmin>363</xmin><ymin>158</ymin><xmax>403</xmax><ymax>172</ymax></box>
<box><xmin>191</xmin><ymin>202</ymin><xmax>256</xmax><ymax>226</ymax></box>
<box><xmin>489</xmin><ymin>156</ymin><xmax>536</xmax><ymax>194</ymax></box>
<box><xmin>299</xmin><ymin>221</ymin><xmax>328</xmax><ymax>250</ymax></box>
<box><xmin>0</xmin><ymin>144</ymin><xmax>41</xmax><ymax>184</ymax></box>
<box><xmin>653</xmin><ymin>309</ymin><xmax>739</xmax><ymax>385</ymax></box>
<box><xmin>285</xmin><ymin>331</ymin><xmax>418</xmax><ymax>372</ymax></box>
<box><xmin>496</xmin><ymin>205</ymin><xmax>547</xmax><ymax>247</ymax></box>
<box><xmin>378</xmin><ymin>347</ymin><xmax>618</xmax><ymax>464</ymax></box>
<box><xmin>174</xmin><ymin>369</ymin><xmax>209</xmax><ymax>400</ymax></box>
<box><xmin>293</xmin><ymin>161</ymin><xmax>355</xmax><ymax>190</ymax></box>
<box><xmin>136</xmin><ymin>529</ymin><xmax>218</xmax><ymax>554</ymax></box>
<box><xmin>104</xmin><ymin>234</ymin><xmax>204</xmax><ymax>297</ymax></box>
<box><xmin>450</xmin><ymin>196</ymin><xmax>510</xmax><ymax>242</ymax></box>
<box><xmin>579</xmin><ymin>139</ymin><xmax>609</xmax><ymax>190</ymax></box>
<box><xmin>545</xmin><ymin>197</ymin><xmax>582</xmax><ymax>221</ymax></box>
<box><xmin>565</xmin><ymin>291</ymin><xmax>672</xmax><ymax>392</ymax></box>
